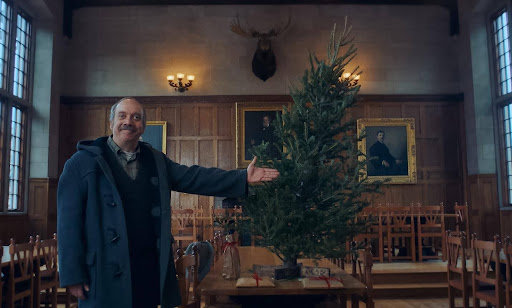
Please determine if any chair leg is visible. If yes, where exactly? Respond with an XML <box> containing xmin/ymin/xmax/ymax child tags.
<box><xmin>411</xmin><ymin>235</ymin><xmax>416</xmax><ymax>262</ymax></box>
<box><xmin>52</xmin><ymin>286</ymin><xmax>58</xmax><ymax>308</ymax></box>
<box><xmin>448</xmin><ymin>286</ymin><xmax>455</xmax><ymax>308</ymax></box>
<box><xmin>378</xmin><ymin>233</ymin><xmax>384</xmax><ymax>263</ymax></box>
<box><xmin>473</xmin><ymin>294</ymin><xmax>480</xmax><ymax>308</ymax></box>
<box><xmin>338</xmin><ymin>294</ymin><xmax>347</xmax><ymax>308</ymax></box>
<box><xmin>462</xmin><ymin>287</ymin><xmax>469</xmax><ymax>308</ymax></box>
<box><xmin>350</xmin><ymin>294</ymin><xmax>359</xmax><ymax>308</ymax></box>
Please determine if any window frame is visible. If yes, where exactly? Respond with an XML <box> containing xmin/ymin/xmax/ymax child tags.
<box><xmin>0</xmin><ymin>0</ymin><xmax>34</xmax><ymax>214</ymax></box>
<box><xmin>488</xmin><ymin>0</ymin><xmax>512</xmax><ymax>209</ymax></box>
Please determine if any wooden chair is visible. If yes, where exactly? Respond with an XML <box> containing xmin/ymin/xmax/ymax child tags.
<box><xmin>354</xmin><ymin>206</ymin><xmax>384</xmax><ymax>263</ymax></box>
<box><xmin>0</xmin><ymin>240</ymin><xmax>3</xmax><ymax>307</ymax></box>
<box><xmin>175</xmin><ymin>246</ymin><xmax>200</xmax><ymax>308</ymax></box>
<box><xmin>34</xmin><ymin>234</ymin><xmax>58</xmax><ymax>308</ymax></box>
<box><xmin>504</xmin><ymin>236</ymin><xmax>512</xmax><ymax>308</ymax></box>
<box><xmin>454</xmin><ymin>202</ymin><xmax>469</xmax><ymax>235</ymax></box>
<box><xmin>350</xmin><ymin>242</ymin><xmax>375</xmax><ymax>308</ymax></box>
<box><xmin>446</xmin><ymin>231</ymin><xmax>470</xmax><ymax>308</ymax></box>
<box><xmin>471</xmin><ymin>234</ymin><xmax>504</xmax><ymax>308</ymax></box>
<box><xmin>385</xmin><ymin>205</ymin><xmax>416</xmax><ymax>262</ymax></box>
<box><xmin>417</xmin><ymin>203</ymin><xmax>445</xmax><ymax>261</ymax></box>
<box><xmin>453</xmin><ymin>202</ymin><xmax>470</xmax><ymax>249</ymax></box>
<box><xmin>212</xmin><ymin>206</ymin><xmax>243</xmax><ymax>242</ymax></box>
<box><xmin>5</xmin><ymin>237</ymin><xmax>34</xmax><ymax>308</ymax></box>
<box><xmin>172</xmin><ymin>209</ymin><xmax>199</xmax><ymax>249</ymax></box>
<box><xmin>59</xmin><ymin>288</ymin><xmax>77</xmax><ymax>308</ymax></box>
<box><xmin>213</xmin><ymin>231</ymin><xmax>223</xmax><ymax>262</ymax></box>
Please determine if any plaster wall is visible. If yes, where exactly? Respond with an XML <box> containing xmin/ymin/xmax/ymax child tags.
<box><xmin>61</xmin><ymin>5</ymin><xmax>459</xmax><ymax>96</ymax></box>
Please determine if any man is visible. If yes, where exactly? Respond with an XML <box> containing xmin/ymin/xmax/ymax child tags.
<box><xmin>57</xmin><ymin>97</ymin><xmax>279</xmax><ymax>308</ymax></box>
<box><xmin>368</xmin><ymin>130</ymin><xmax>402</xmax><ymax>176</ymax></box>
<box><xmin>247</xmin><ymin>114</ymin><xmax>280</xmax><ymax>160</ymax></box>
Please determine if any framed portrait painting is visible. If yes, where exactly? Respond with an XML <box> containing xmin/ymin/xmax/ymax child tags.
<box><xmin>236</xmin><ymin>102</ymin><xmax>290</xmax><ymax>169</ymax></box>
<box><xmin>357</xmin><ymin>118</ymin><xmax>416</xmax><ymax>184</ymax></box>
<box><xmin>141</xmin><ymin>121</ymin><xmax>167</xmax><ymax>154</ymax></box>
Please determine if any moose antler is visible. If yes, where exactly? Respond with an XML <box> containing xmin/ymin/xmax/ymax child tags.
<box><xmin>230</xmin><ymin>15</ymin><xmax>291</xmax><ymax>39</ymax></box>
<box><xmin>230</xmin><ymin>14</ymin><xmax>292</xmax><ymax>81</ymax></box>
<box><xmin>230</xmin><ymin>16</ymin><xmax>258</xmax><ymax>38</ymax></box>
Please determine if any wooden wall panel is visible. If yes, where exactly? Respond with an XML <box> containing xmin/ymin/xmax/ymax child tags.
<box><xmin>161</xmin><ymin>107</ymin><xmax>178</xmax><ymax>136</ymax></box>
<box><xmin>199</xmin><ymin>140</ymin><xmax>214</xmax><ymax>167</ymax></box>
<box><xmin>199</xmin><ymin>107</ymin><xmax>214</xmax><ymax>136</ymax></box>
<box><xmin>467</xmin><ymin>174</ymin><xmax>499</xmax><ymax>241</ymax></box>
<box><xmin>180</xmin><ymin>140</ymin><xmax>196</xmax><ymax>166</ymax></box>
<box><xmin>145</xmin><ymin>107</ymin><xmax>158</xmax><ymax>121</ymax></box>
<box><xmin>218</xmin><ymin>140</ymin><xmax>234</xmax><ymax>170</ymax></box>
<box><xmin>367</xmin><ymin>104</ymin><xmax>402</xmax><ymax>118</ymax></box>
<box><xmin>180</xmin><ymin>106</ymin><xmax>196</xmax><ymax>136</ymax></box>
<box><xmin>0</xmin><ymin>178</ymin><xmax>57</xmax><ymax>243</ymax></box>
<box><xmin>218</xmin><ymin>106</ymin><xmax>233</xmax><ymax>137</ymax></box>
<box><xmin>58</xmin><ymin>95</ymin><xmax>468</xmax><ymax>218</ymax></box>
<box><xmin>0</xmin><ymin>216</ymin><xmax>30</xmax><ymax>243</ymax></box>
<box><xmin>501</xmin><ymin>210</ymin><xmax>512</xmax><ymax>238</ymax></box>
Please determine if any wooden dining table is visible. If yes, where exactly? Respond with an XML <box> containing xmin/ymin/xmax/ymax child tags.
<box><xmin>198</xmin><ymin>246</ymin><xmax>366</xmax><ymax>308</ymax></box>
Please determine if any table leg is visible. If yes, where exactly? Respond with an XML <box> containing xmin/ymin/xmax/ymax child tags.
<box><xmin>338</xmin><ymin>294</ymin><xmax>347</xmax><ymax>308</ymax></box>
<box><xmin>205</xmin><ymin>294</ymin><xmax>217</xmax><ymax>306</ymax></box>
<box><xmin>351</xmin><ymin>294</ymin><xmax>360</xmax><ymax>308</ymax></box>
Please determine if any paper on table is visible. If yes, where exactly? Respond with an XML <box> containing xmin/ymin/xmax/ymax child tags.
<box><xmin>236</xmin><ymin>274</ymin><xmax>275</xmax><ymax>288</ymax></box>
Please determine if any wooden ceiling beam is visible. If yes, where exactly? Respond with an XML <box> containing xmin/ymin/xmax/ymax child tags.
<box><xmin>75</xmin><ymin>0</ymin><xmax>452</xmax><ymax>7</ymax></box>
<box><xmin>64</xmin><ymin>0</ymin><xmax>458</xmax><ymax>39</ymax></box>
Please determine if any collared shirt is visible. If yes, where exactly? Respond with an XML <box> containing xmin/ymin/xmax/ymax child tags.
<box><xmin>107</xmin><ymin>135</ymin><xmax>140</xmax><ymax>180</ymax></box>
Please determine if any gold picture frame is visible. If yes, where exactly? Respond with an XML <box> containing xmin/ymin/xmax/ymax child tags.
<box><xmin>141</xmin><ymin>121</ymin><xmax>167</xmax><ymax>154</ymax></box>
<box><xmin>236</xmin><ymin>102</ymin><xmax>291</xmax><ymax>169</ymax></box>
<box><xmin>357</xmin><ymin>118</ymin><xmax>416</xmax><ymax>184</ymax></box>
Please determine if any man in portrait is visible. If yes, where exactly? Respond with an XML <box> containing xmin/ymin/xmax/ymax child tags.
<box><xmin>245</xmin><ymin>113</ymin><xmax>281</xmax><ymax>160</ymax></box>
<box><xmin>368</xmin><ymin>130</ymin><xmax>407</xmax><ymax>176</ymax></box>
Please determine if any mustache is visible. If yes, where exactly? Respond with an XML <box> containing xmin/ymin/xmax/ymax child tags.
<box><xmin>119</xmin><ymin>125</ymin><xmax>135</xmax><ymax>132</ymax></box>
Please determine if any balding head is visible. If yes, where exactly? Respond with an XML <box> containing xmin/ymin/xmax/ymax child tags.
<box><xmin>109</xmin><ymin>97</ymin><xmax>146</xmax><ymax>152</ymax></box>
<box><xmin>110</xmin><ymin>97</ymin><xmax>146</xmax><ymax>129</ymax></box>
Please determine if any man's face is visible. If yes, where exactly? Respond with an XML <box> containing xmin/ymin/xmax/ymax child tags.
<box><xmin>263</xmin><ymin>116</ymin><xmax>270</xmax><ymax>128</ymax></box>
<box><xmin>110</xmin><ymin>99</ymin><xmax>145</xmax><ymax>146</ymax></box>
<box><xmin>377</xmin><ymin>132</ymin><xmax>385</xmax><ymax>143</ymax></box>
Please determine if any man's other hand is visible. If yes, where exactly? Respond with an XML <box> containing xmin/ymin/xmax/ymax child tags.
<box><xmin>247</xmin><ymin>157</ymin><xmax>280</xmax><ymax>183</ymax></box>
<box><xmin>68</xmin><ymin>284</ymin><xmax>89</xmax><ymax>300</ymax></box>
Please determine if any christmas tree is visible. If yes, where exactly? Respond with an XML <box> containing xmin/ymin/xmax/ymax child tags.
<box><xmin>245</xmin><ymin>21</ymin><xmax>381</xmax><ymax>267</ymax></box>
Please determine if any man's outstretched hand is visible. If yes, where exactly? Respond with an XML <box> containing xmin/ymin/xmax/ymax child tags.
<box><xmin>247</xmin><ymin>157</ymin><xmax>280</xmax><ymax>183</ymax></box>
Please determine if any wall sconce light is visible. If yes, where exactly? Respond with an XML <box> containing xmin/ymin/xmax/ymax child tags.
<box><xmin>167</xmin><ymin>73</ymin><xmax>194</xmax><ymax>92</ymax></box>
<box><xmin>340</xmin><ymin>73</ymin><xmax>360</xmax><ymax>87</ymax></box>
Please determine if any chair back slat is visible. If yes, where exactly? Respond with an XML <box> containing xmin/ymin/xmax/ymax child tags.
<box><xmin>418</xmin><ymin>205</ymin><xmax>444</xmax><ymax>228</ymax></box>
<box><xmin>9</xmin><ymin>238</ymin><xmax>34</xmax><ymax>282</ymax></box>
<box><xmin>472</xmin><ymin>238</ymin><xmax>498</xmax><ymax>285</ymax></box>
<box><xmin>446</xmin><ymin>231</ymin><xmax>469</xmax><ymax>308</ymax></box>
<box><xmin>0</xmin><ymin>240</ymin><xmax>2</xmax><ymax>306</ymax></box>
<box><xmin>504</xmin><ymin>236</ymin><xmax>512</xmax><ymax>308</ymax></box>
<box><xmin>417</xmin><ymin>203</ymin><xmax>445</xmax><ymax>261</ymax></box>
<box><xmin>175</xmin><ymin>246</ymin><xmax>200</xmax><ymax>308</ymax></box>
<box><xmin>7</xmin><ymin>237</ymin><xmax>34</xmax><ymax>307</ymax></box>
<box><xmin>454</xmin><ymin>202</ymin><xmax>469</xmax><ymax>232</ymax></box>
<box><xmin>446</xmin><ymin>231</ymin><xmax>466</xmax><ymax>274</ymax></box>
<box><xmin>350</xmin><ymin>242</ymin><xmax>374</xmax><ymax>308</ymax></box>
<box><xmin>471</xmin><ymin>234</ymin><xmax>504</xmax><ymax>307</ymax></box>
<box><xmin>354</xmin><ymin>206</ymin><xmax>384</xmax><ymax>263</ymax></box>
<box><xmin>385</xmin><ymin>205</ymin><xmax>416</xmax><ymax>262</ymax></box>
<box><xmin>35</xmin><ymin>234</ymin><xmax>58</xmax><ymax>277</ymax></box>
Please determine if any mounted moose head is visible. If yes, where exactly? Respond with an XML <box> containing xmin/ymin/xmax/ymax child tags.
<box><xmin>230</xmin><ymin>16</ymin><xmax>291</xmax><ymax>82</ymax></box>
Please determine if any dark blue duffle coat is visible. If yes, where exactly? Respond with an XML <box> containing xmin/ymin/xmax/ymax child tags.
<box><xmin>57</xmin><ymin>137</ymin><xmax>247</xmax><ymax>307</ymax></box>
